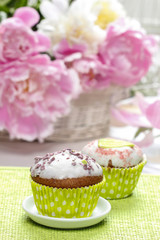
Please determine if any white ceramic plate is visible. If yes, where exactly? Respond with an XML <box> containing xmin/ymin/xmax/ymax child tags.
<box><xmin>22</xmin><ymin>196</ymin><xmax>111</xmax><ymax>229</ymax></box>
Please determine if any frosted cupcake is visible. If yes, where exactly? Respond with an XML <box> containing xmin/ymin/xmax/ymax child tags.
<box><xmin>30</xmin><ymin>149</ymin><xmax>104</xmax><ymax>218</ymax></box>
<box><xmin>82</xmin><ymin>138</ymin><xmax>147</xmax><ymax>199</ymax></box>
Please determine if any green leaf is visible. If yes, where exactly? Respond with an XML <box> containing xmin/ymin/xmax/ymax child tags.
<box><xmin>0</xmin><ymin>0</ymin><xmax>12</xmax><ymax>6</ymax></box>
<box><xmin>134</xmin><ymin>127</ymin><xmax>152</xmax><ymax>139</ymax></box>
<box><xmin>0</xmin><ymin>0</ymin><xmax>29</xmax><ymax>17</ymax></box>
<box><xmin>0</xmin><ymin>5</ymin><xmax>10</xmax><ymax>13</ymax></box>
<box><xmin>7</xmin><ymin>0</ymin><xmax>28</xmax><ymax>9</ymax></box>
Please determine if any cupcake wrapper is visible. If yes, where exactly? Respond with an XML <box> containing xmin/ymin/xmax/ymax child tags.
<box><xmin>31</xmin><ymin>177</ymin><xmax>105</xmax><ymax>218</ymax></box>
<box><xmin>100</xmin><ymin>156</ymin><xmax>147</xmax><ymax>200</ymax></box>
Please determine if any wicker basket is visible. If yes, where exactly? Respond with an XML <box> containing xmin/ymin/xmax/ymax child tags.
<box><xmin>0</xmin><ymin>85</ymin><xmax>129</xmax><ymax>142</ymax></box>
<box><xmin>46</xmin><ymin>85</ymin><xmax>129</xmax><ymax>142</ymax></box>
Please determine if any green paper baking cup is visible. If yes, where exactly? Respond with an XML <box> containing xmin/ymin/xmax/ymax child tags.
<box><xmin>100</xmin><ymin>156</ymin><xmax>147</xmax><ymax>200</ymax></box>
<box><xmin>30</xmin><ymin>177</ymin><xmax>105</xmax><ymax>218</ymax></box>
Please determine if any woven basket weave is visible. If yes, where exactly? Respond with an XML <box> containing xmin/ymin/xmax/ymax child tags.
<box><xmin>46</xmin><ymin>85</ymin><xmax>129</xmax><ymax>142</ymax></box>
<box><xmin>0</xmin><ymin>85</ymin><xmax>129</xmax><ymax>142</ymax></box>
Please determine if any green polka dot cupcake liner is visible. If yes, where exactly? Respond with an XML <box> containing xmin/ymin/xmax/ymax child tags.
<box><xmin>30</xmin><ymin>177</ymin><xmax>105</xmax><ymax>218</ymax></box>
<box><xmin>100</xmin><ymin>156</ymin><xmax>147</xmax><ymax>200</ymax></box>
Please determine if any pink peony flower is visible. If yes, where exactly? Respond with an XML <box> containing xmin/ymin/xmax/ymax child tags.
<box><xmin>98</xmin><ymin>18</ymin><xmax>157</xmax><ymax>87</ymax></box>
<box><xmin>53</xmin><ymin>39</ymin><xmax>110</xmax><ymax>91</ymax></box>
<box><xmin>70</xmin><ymin>56</ymin><xmax>110</xmax><ymax>91</ymax></box>
<box><xmin>0</xmin><ymin>7</ymin><xmax>50</xmax><ymax>62</ymax></box>
<box><xmin>0</xmin><ymin>54</ymin><xmax>80</xmax><ymax>141</ymax></box>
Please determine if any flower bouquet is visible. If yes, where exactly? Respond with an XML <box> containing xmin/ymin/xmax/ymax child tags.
<box><xmin>0</xmin><ymin>0</ymin><xmax>157</xmax><ymax>142</ymax></box>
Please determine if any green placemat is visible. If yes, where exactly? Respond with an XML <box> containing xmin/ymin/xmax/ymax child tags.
<box><xmin>0</xmin><ymin>167</ymin><xmax>160</xmax><ymax>240</ymax></box>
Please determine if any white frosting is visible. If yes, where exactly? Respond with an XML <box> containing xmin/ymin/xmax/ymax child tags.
<box><xmin>31</xmin><ymin>149</ymin><xmax>102</xmax><ymax>179</ymax></box>
<box><xmin>82</xmin><ymin>140</ymin><xmax>143</xmax><ymax>168</ymax></box>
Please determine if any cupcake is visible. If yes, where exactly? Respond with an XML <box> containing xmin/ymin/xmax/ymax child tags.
<box><xmin>82</xmin><ymin>138</ymin><xmax>147</xmax><ymax>199</ymax></box>
<box><xmin>30</xmin><ymin>149</ymin><xmax>104</xmax><ymax>218</ymax></box>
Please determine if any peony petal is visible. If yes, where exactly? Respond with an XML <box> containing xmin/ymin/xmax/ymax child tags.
<box><xmin>136</xmin><ymin>93</ymin><xmax>160</xmax><ymax>129</ymax></box>
<box><xmin>67</xmin><ymin>68</ymin><xmax>82</xmax><ymax>98</ymax></box>
<box><xmin>53</xmin><ymin>39</ymin><xmax>86</xmax><ymax>59</ymax></box>
<box><xmin>2</xmin><ymin>61</ymin><xmax>30</xmax><ymax>82</ymax></box>
<box><xmin>146</xmin><ymin>101</ymin><xmax>160</xmax><ymax>129</ymax></box>
<box><xmin>35</xmin><ymin>32</ymin><xmax>51</xmax><ymax>52</ymax></box>
<box><xmin>27</xmin><ymin>54</ymin><xmax>50</xmax><ymax>65</ymax></box>
<box><xmin>52</xmin><ymin>0</ymin><xmax>69</xmax><ymax>13</ymax></box>
<box><xmin>111</xmin><ymin>107</ymin><xmax>151</xmax><ymax>128</ymax></box>
<box><xmin>14</xmin><ymin>7</ymin><xmax>40</xmax><ymax>27</ymax></box>
<box><xmin>9</xmin><ymin>115</ymin><xmax>54</xmax><ymax>142</ymax></box>
<box><xmin>0</xmin><ymin>106</ymin><xmax>9</xmax><ymax>130</ymax></box>
<box><xmin>40</xmin><ymin>0</ymin><xmax>64</xmax><ymax>20</ymax></box>
<box><xmin>135</xmin><ymin>92</ymin><xmax>150</xmax><ymax>114</ymax></box>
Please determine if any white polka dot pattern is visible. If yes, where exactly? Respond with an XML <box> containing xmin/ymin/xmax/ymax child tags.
<box><xmin>100</xmin><ymin>158</ymin><xmax>146</xmax><ymax>199</ymax></box>
<box><xmin>31</xmin><ymin>177</ymin><xmax>105</xmax><ymax>218</ymax></box>
<box><xmin>110</xmin><ymin>189</ymin><xmax>114</xmax><ymax>194</ymax></box>
<box><xmin>101</xmin><ymin>189</ymin><xmax>106</xmax><ymax>193</ymax></box>
<box><xmin>57</xmin><ymin>207</ymin><xmax>61</xmax><ymax>212</ymax></box>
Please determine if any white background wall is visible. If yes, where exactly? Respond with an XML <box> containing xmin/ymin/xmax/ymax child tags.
<box><xmin>120</xmin><ymin>0</ymin><xmax>160</xmax><ymax>34</ymax></box>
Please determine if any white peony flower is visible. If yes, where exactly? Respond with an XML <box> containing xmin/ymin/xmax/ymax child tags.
<box><xmin>38</xmin><ymin>0</ymin><xmax>69</xmax><ymax>48</ymax></box>
<box><xmin>38</xmin><ymin>0</ymin><xmax>126</xmax><ymax>54</ymax></box>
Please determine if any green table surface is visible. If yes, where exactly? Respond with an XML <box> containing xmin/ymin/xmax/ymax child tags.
<box><xmin>0</xmin><ymin>167</ymin><xmax>160</xmax><ymax>240</ymax></box>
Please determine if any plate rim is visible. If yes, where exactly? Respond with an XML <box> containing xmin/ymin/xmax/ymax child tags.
<box><xmin>22</xmin><ymin>195</ymin><xmax>111</xmax><ymax>225</ymax></box>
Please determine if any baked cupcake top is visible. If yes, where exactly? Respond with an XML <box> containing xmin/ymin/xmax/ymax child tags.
<box><xmin>82</xmin><ymin>138</ymin><xmax>143</xmax><ymax>168</ymax></box>
<box><xmin>30</xmin><ymin>149</ymin><xmax>102</xmax><ymax>179</ymax></box>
